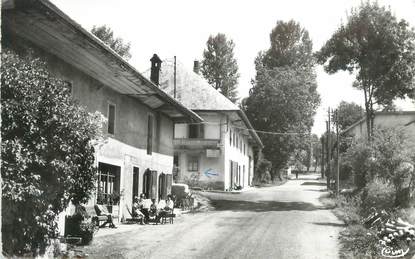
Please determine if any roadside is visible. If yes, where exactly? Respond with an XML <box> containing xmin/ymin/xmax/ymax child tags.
<box><xmin>78</xmin><ymin>173</ymin><xmax>343</xmax><ymax>259</ymax></box>
<box><xmin>320</xmin><ymin>191</ymin><xmax>415</xmax><ymax>259</ymax></box>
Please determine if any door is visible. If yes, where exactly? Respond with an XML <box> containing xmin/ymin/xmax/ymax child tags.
<box><xmin>132</xmin><ymin>167</ymin><xmax>139</xmax><ymax>202</ymax></box>
<box><xmin>248</xmin><ymin>156</ymin><xmax>252</xmax><ymax>186</ymax></box>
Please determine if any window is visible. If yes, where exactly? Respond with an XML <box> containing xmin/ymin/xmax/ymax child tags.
<box><xmin>132</xmin><ymin>167</ymin><xmax>139</xmax><ymax>202</ymax></box>
<box><xmin>233</xmin><ymin>131</ymin><xmax>236</xmax><ymax>146</ymax></box>
<box><xmin>108</xmin><ymin>103</ymin><xmax>116</xmax><ymax>135</ymax></box>
<box><xmin>243</xmin><ymin>143</ymin><xmax>246</xmax><ymax>155</ymax></box>
<box><xmin>188</xmin><ymin>124</ymin><xmax>204</xmax><ymax>138</ymax></box>
<box><xmin>147</xmin><ymin>114</ymin><xmax>154</xmax><ymax>155</ymax></box>
<box><xmin>240</xmin><ymin>138</ymin><xmax>242</xmax><ymax>152</ymax></box>
<box><xmin>97</xmin><ymin>163</ymin><xmax>121</xmax><ymax>205</ymax></box>
<box><xmin>187</xmin><ymin>156</ymin><xmax>199</xmax><ymax>171</ymax></box>
<box><xmin>229</xmin><ymin>129</ymin><xmax>232</xmax><ymax>144</ymax></box>
<box><xmin>236</xmin><ymin>134</ymin><xmax>239</xmax><ymax>149</ymax></box>
<box><xmin>189</xmin><ymin>124</ymin><xmax>198</xmax><ymax>138</ymax></box>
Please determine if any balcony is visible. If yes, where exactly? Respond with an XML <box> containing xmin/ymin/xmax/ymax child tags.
<box><xmin>173</xmin><ymin>138</ymin><xmax>220</xmax><ymax>149</ymax></box>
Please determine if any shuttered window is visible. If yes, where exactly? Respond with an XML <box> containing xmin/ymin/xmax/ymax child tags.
<box><xmin>147</xmin><ymin>114</ymin><xmax>153</xmax><ymax>155</ymax></box>
<box><xmin>108</xmin><ymin>104</ymin><xmax>115</xmax><ymax>135</ymax></box>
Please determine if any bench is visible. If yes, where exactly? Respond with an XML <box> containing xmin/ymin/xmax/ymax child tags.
<box><xmin>160</xmin><ymin>208</ymin><xmax>176</xmax><ymax>224</ymax></box>
<box><xmin>85</xmin><ymin>206</ymin><xmax>108</xmax><ymax>227</ymax></box>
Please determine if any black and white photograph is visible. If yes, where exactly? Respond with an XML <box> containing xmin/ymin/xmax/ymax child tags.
<box><xmin>1</xmin><ymin>0</ymin><xmax>415</xmax><ymax>258</ymax></box>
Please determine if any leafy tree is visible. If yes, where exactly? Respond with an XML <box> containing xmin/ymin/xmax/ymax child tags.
<box><xmin>333</xmin><ymin>101</ymin><xmax>364</xmax><ymax>131</ymax></box>
<box><xmin>244</xmin><ymin>20</ymin><xmax>320</xmax><ymax>177</ymax></box>
<box><xmin>1</xmin><ymin>49</ymin><xmax>105</xmax><ymax>256</ymax></box>
<box><xmin>201</xmin><ymin>33</ymin><xmax>240</xmax><ymax>103</ymax></box>
<box><xmin>91</xmin><ymin>25</ymin><xmax>132</xmax><ymax>60</ymax></box>
<box><xmin>262</xmin><ymin>20</ymin><xmax>314</xmax><ymax>68</ymax></box>
<box><xmin>317</xmin><ymin>2</ymin><xmax>415</xmax><ymax>139</ymax></box>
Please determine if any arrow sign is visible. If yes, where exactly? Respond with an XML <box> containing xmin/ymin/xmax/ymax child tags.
<box><xmin>204</xmin><ymin>168</ymin><xmax>219</xmax><ymax>178</ymax></box>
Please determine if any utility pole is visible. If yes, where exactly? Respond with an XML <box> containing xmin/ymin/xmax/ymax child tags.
<box><xmin>335</xmin><ymin>110</ymin><xmax>340</xmax><ymax>195</ymax></box>
<box><xmin>321</xmin><ymin>135</ymin><xmax>325</xmax><ymax>179</ymax></box>
<box><xmin>173</xmin><ymin>56</ymin><xmax>177</xmax><ymax>99</ymax></box>
<box><xmin>327</xmin><ymin>107</ymin><xmax>331</xmax><ymax>190</ymax></box>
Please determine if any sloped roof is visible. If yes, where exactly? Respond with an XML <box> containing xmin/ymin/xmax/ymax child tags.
<box><xmin>2</xmin><ymin>0</ymin><xmax>202</xmax><ymax>123</ymax></box>
<box><xmin>156</xmin><ymin>60</ymin><xmax>239</xmax><ymax>111</ymax></box>
<box><xmin>144</xmin><ymin>60</ymin><xmax>263</xmax><ymax>148</ymax></box>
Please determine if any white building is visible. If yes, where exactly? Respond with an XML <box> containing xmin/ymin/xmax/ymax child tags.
<box><xmin>147</xmin><ymin>60</ymin><xmax>263</xmax><ymax>191</ymax></box>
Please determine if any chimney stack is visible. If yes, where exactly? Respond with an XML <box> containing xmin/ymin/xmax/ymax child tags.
<box><xmin>150</xmin><ymin>54</ymin><xmax>162</xmax><ymax>85</ymax></box>
<box><xmin>193</xmin><ymin>60</ymin><xmax>200</xmax><ymax>74</ymax></box>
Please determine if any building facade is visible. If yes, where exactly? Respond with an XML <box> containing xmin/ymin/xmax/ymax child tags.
<box><xmin>3</xmin><ymin>0</ymin><xmax>202</xmax><ymax>228</ymax></box>
<box><xmin>343</xmin><ymin>111</ymin><xmax>415</xmax><ymax>143</ymax></box>
<box><xmin>147</xmin><ymin>60</ymin><xmax>263</xmax><ymax>191</ymax></box>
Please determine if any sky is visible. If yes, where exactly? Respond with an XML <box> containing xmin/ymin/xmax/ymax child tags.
<box><xmin>51</xmin><ymin>0</ymin><xmax>415</xmax><ymax>135</ymax></box>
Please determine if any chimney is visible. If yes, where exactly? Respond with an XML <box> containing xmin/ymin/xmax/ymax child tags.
<box><xmin>150</xmin><ymin>54</ymin><xmax>162</xmax><ymax>85</ymax></box>
<box><xmin>193</xmin><ymin>60</ymin><xmax>200</xmax><ymax>74</ymax></box>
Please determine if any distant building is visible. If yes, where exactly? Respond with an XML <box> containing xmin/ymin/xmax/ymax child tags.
<box><xmin>2</xmin><ymin>0</ymin><xmax>202</xmax><ymax>230</ymax></box>
<box><xmin>146</xmin><ymin>60</ymin><xmax>263</xmax><ymax>191</ymax></box>
<box><xmin>342</xmin><ymin>111</ymin><xmax>415</xmax><ymax>143</ymax></box>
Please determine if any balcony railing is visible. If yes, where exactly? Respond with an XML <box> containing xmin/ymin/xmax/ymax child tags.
<box><xmin>173</xmin><ymin>138</ymin><xmax>220</xmax><ymax>148</ymax></box>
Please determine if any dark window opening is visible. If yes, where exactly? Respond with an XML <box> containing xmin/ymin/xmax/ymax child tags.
<box><xmin>147</xmin><ymin>114</ymin><xmax>154</xmax><ymax>155</ymax></box>
<box><xmin>132</xmin><ymin>167</ymin><xmax>139</xmax><ymax>202</ymax></box>
<box><xmin>143</xmin><ymin>169</ymin><xmax>157</xmax><ymax>199</ymax></box>
<box><xmin>108</xmin><ymin>104</ymin><xmax>115</xmax><ymax>135</ymax></box>
<box><xmin>188</xmin><ymin>124</ymin><xmax>204</xmax><ymax>139</ymax></box>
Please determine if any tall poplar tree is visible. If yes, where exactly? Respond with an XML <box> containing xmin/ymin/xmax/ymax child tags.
<box><xmin>201</xmin><ymin>33</ymin><xmax>240</xmax><ymax>103</ymax></box>
<box><xmin>244</xmin><ymin>20</ymin><xmax>320</xmax><ymax>178</ymax></box>
<box><xmin>91</xmin><ymin>25</ymin><xmax>132</xmax><ymax>60</ymax></box>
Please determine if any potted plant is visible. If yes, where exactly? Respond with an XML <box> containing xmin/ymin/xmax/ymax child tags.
<box><xmin>65</xmin><ymin>205</ymin><xmax>98</xmax><ymax>245</ymax></box>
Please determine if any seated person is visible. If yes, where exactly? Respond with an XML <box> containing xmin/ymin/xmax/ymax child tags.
<box><xmin>94</xmin><ymin>204</ymin><xmax>116</xmax><ymax>228</ymax></box>
<box><xmin>132</xmin><ymin>196</ymin><xmax>145</xmax><ymax>218</ymax></box>
<box><xmin>157</xmin><ymin>195</ymin><xmax>174</xmax><ymax>221</ymax></box>
<box><xmin>148</xmin><ymin>199</ymin><xmax>158</xmax><ymax>220</ymax></box>
<box><xmin>138</xmin><ymin>193</ymin><xmax>151</xmax><ymax>223</ymax></box>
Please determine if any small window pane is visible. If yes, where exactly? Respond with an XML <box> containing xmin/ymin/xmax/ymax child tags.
<box><xmin>187</xmin><ymin>156</ymin><xmax>199</xmax><ymax>171</ymax></box>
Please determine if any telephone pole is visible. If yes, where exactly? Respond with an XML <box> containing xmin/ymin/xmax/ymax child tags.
<box><xmin>335</xmin><ymin>110</ymin><xmax>340</xmax><ymax>195</ymax></box>
<box><xmin>327</xmin><ymin>107</ymin><xmax>332</xmax><ymax>189</ymax></box>
<box><xmin>321</xmin><ymin>135</ymin><xmax>325</xmax><ymax>179</ymax></box>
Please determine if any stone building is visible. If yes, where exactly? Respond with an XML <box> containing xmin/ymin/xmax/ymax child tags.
<box><xmin>146</xmin><ymin>60</ymin><xmax>263</xmax><ymax>191</ymax></box>
<box><xmin>2</xmin><ymin>0</ymin><xmax>202</xmax><ymax>228</ymax></box>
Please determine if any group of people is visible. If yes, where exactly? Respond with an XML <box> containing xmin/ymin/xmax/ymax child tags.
<box><xmin>132</xmin><ymin>193</ymin><xmax>174</xmax><ymax>224</ymax></box>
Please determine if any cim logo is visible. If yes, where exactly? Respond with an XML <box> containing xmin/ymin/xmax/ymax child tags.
<box><xmin>381</xmin><ymin>246</ymin><xmax>409</xmax><ymax>258</ymax></box>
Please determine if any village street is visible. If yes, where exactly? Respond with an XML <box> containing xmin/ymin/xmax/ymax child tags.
<box><xmin>84</xmin><ymin>174</ymin><xmax>343</xmax><ymax>259</ymax></box>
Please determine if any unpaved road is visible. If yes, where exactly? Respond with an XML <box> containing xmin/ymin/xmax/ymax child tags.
<box><xmin>84</xmin><ymin>174</ymin><xmax>343</xmax><ymax>259</ymax></box>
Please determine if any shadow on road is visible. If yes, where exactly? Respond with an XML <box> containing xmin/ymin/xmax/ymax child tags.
<box><xmin>304</xmin><ymin>189</ymin><xmax>328</xmax><ymax>192</ymax></box>
<box><xmin>211</xmin><ymin>200</ymin><xmax>329</xmax><ymax>212</ymax></box>
<box><xmin>301</xmin><ymin>182</ymin><xmax>327</xmax><ymax>186</ymax></box>
<box><xmin>311</xmin><ymin>222</ymin><xmax>346</xmax><ymax>227</ymax></box>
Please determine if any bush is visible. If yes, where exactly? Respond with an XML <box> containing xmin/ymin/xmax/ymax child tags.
<box><xmin>1</xmin><ymin>49</ymin><xmax>105</xmax><ymax>256</ymax></box>
<box><xmin>369</xmin><ymin>128</ymin><xmax>415</xmax><ymax>207</ymax></box>
<box><xmin>362</xmin><ymin>178</ymin><xmax>395</xmax><ymax>211</ymax></box>
<box><xmin>65</xmin><ymin>205</ymin><xmax>97</xmax><ymax>245</ymax></box>
<box><xmin>334</xmin><ymin>193</ymin><xmax>363</xmax><ymax>225</ymax></box>
<box><xmin>339</xmin><ymin>225</ymin><xmax>380</xmax><ymax>259</ymax></box>
<box><xmin>344</xmin><ymin>141</ymin><xmax>373</xmax><ymax>189</ymax></box>
<box><xmin>253</xmin><ymin>159</ymin><xmax>272</xmax><ymax>184</ymax></box>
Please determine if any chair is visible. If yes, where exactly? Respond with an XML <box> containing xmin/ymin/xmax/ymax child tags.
<box><xmin>85</xmin><ymin>206</ymin><xmax>108</xmax><ymax>227</ymax></box>
<box><xmin>160</xmin><ymin>208</ymin><xmax>175</xmax><ymax>224</ymax></box>
<box><xmin>125</xmin><ymin>205</ymin><xmax>143</xmax><ymax>224</ymax></box>
<box><xmin>94</xmin><ymin>205</ymin><xmax>116</xmax><ymax>228</ymax></box>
